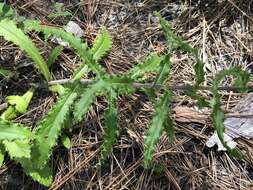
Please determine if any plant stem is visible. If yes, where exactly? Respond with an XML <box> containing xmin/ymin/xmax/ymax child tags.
<box><xmin>0</xmin><ymin>78</ymin><xmax>252</xmax><ymax>112</ymax></box>
<box><xmin>48</xmin><ymin>78</ymin><xmax>253</xmax><ymax>91</ymax></box>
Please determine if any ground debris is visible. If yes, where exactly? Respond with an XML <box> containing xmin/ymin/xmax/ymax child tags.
<box><xmin>207</xmin><ymin>94</ymin><xmax>253</xmax><ymax>151</ymax></box>
<box><xmin>51</xmin><ymin>21</ymin><xmax>84</xmax><ymax>46</ymax></box>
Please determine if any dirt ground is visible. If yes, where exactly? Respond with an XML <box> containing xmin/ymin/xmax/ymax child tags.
<box><xmin>0</xmin><ymin>0</ymin><xmax>253</xmax><ymax>189</ymax></box>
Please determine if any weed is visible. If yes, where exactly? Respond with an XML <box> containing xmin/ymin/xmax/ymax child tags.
<box><xmin>0</xmin><ymin>4</ymin><xmax>250</xmax><ymax>186</ymax></box>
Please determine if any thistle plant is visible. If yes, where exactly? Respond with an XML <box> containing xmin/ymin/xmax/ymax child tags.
<box><xmin>0</xmin><ymin>4</ymin><xmax>250</xmax><ymax>186</ymax></box>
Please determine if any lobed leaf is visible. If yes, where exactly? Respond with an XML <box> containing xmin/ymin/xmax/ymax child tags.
<box><xmin>0</xmin><ymin>119</ymin><xmax>33</xmax><ymax>140</ymax></box>
<box><xmin>154</xmin><ymin>54</ymin><xmax>171</xmax><ymax>84</ymax></box>
<box><xmin>211</xmin><ymin>67</ymin><xmax>250</xmax><ymax>159</ymax></box>
<box><xmin>17</xmin><ymin>157</ymin><xmax>53</xmax><ymax>186</ymax></box>
<box><xmin>33</xmin><ymin>87</ymin><xmax>78</xmax><ymax>166</ymax></box>
<box><xmin>91</xmin><ymin>27</ymin><xmax>112</xmax><ymax>61</ymax></box>
<box><xmin>100</xmin><ymin>89</ymin><xmax>119</xmax><ymax>161</ymax></box>
<box><xmin>23</xmin><ymin>20</ymin><xmax>105</xmax><ymax>78</ymax></box>
<box><xmin>143</xmin><ymin>90</ymin><xmax>173</xmax><ymax>168</ymax></box>
<box><xmin>47</xmin><ymin>2</ymin><xmax>72</xmax><ymax>18</ymax></box>
<box><xmin>74</xmin><ymin>80</ymin><xmax>106</xmax><ymax>122</ymax></box>
<box><xmin>157</xmin><ymin>12</ymin><xmax>197</xmax><ymax>55</ymax></box>
<box><xmin>128</xmin><ymin>54</ymin><xmax>162</xmax><ymax>81</ymax></box>
<box><xmin>47</xmin><ymin>45</ymin><xmax>63</xmax><ymax>67</ymax></box>
<box><xmin>0</xmin><ymin>19</ymin><xmax>51</xmax><ymax>81</ymax></box>
<box><xmin>3</xmin><ymin>140</ymin><xmax>31</xmax><ymax>158</ymax></box>
<box><xmin>157</xmin><ymin>12</ymin><xmax>205</xmax><ymax>87</ymax></box>
<box><xmin>47</xmin><ymin>12</ymin><xmax>72</xmax><ymax>18</ymax></box>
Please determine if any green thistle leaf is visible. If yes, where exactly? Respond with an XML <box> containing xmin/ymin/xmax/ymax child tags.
<box><xmin>0</xmin><ymin>19</ymin><xmax>51</xmax><ymax>81</ymax></box>
<box><xmin>0</xmin><ymin>119</ymin><xmax>33</xmax><ymax>140</ymax></box>
<box><xmin>100</xmin><ymin>89</ymin><xmax>118</xmax><ymax>161</ymax></box>
<box><xmin>91</xmin><ymin>27</ymin><xmax>112</xmax><ymax>61</ymax></box>
<box><xmin>74</xmin><ymin>80</ymin><xmax>106</xmax><ymax>122</ymax></box>
<box><xmin>128</xmin><ymin>54</ymin><xmax>162</xmax><ymax>81</ymax></box>
<box><xmin>144</xmin><ymin>90</ymin><xmax>173</xmax><ymax>168</ymax></box>
<box><xmin>33</xmin><ymin>87</ymin><xmax>78</xmax><ymax>166</ymax></box>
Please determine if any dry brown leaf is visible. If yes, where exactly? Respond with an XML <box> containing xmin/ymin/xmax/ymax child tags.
<box><xmin>173</xmin><ymin>106</ymin><xmax>209</xmax><ymax>124</ymax></box>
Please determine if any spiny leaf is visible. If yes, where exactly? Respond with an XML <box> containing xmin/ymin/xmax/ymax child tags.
<box><xmin>47</xmin><ymin>11</ymin><xmax>72</xmax><ymax>18</ymax></box>
<box><xmin>23</xmin><ymin>20</ymin><xmax>105</xmax><ymax>78</ymax></box>
<box><xmin>157</xmin><ymin>12</ymin><xmax>196</xmax><ymax>53</ymax></box>
<box><xmin>0</xmin><ymin>19</ymin><xmax>51</xmax><ymax>81</ymax></box>
<box><xmin>33</xmin><ymin>87</ymin><xmax>78</xmax><ymax>166</ymax></box>
<box><xmin>211</xmin><ymin>67</ymin><xmax>250</xmax><ymax>159</ymax></box>
<box><xmin>3</xmin><ymin>140</ymin><xmax>31</xmax><ymax>158</ymax></box>
<box><xmin>157</xmin><ymin>13</ymin><xmax>207</xmax><ymax>108</ymax></box>
<box><xmin>194</xmin><ymin>58</ymin><xmax>205</xmax><ymax>87</ymax></box>
<box><xmin>74</xmin><ymin>80</ymin><xmax>106</xmax><ymax>122</ymax></box>
<box><xmin>144</xmin><ymin>90</ymin><xmax>173</xmax><ymax>168</ymax></box>
<box><xmin>100</xmin><ymin>89</ymin><xmax>118</xmax><ymax>161</ymax></box>
<box><xmin>91</xmin><ymin>27</ymin><xmax>112</xmax><ymax>61</ymax></box>
<box><xmin>0</xmin><ymin>119</ymin><xmax>33</xmax><ymax>140</ymax></box>
<box><xmin>154</xmin><ymin>54</ymin><xmax>171</xmax><ymax>84</ymax></box>
<box><xmin>16</xmin><ymin>157</ymin><xmax>53</xmax><ymax>187</ymax></box>
<box><xmin>164</xmin><ymin>113</ymin><xmax>175</xmax><ymax>141</ymax></box>
<box><xmin>128</xmin><ymin>54</ymin><xmax>162</xmax><ymax>81</ymax></box>
<box><xmin>72</xmin><ymin>64</ymin><xmax>89</xmax><ymax>81</ymax></box>
<box><xmin>47</xmin><ymin>45</ymin><xmax>63</xmax><ymax>67</ymax></box>
<box><xmin>47</xmin><ymin>2</ymin><xmax>72</xmax><ymax>18</ymax></box>
<box><xmin>157</xmin><ymin>12</ymin><xmax>205</xmax><ymax>86</ymax></box>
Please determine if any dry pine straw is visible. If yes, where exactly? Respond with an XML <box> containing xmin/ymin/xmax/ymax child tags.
<box><xmin>0</xmin><ymin>0</ymin><xmax>253</xmax><ymax>189</ymax></box>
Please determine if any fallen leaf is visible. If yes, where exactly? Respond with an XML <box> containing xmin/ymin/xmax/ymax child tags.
<box><xmin>173</xmin><ymin>106</ymin><xmax>209</xmax><ymax>124</ymax></box>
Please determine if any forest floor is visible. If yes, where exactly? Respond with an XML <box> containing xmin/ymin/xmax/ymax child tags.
<box><xmin>0</xmin><ymin>0</ymin><xmax>253</xmax><ymax>189</ymax></box>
